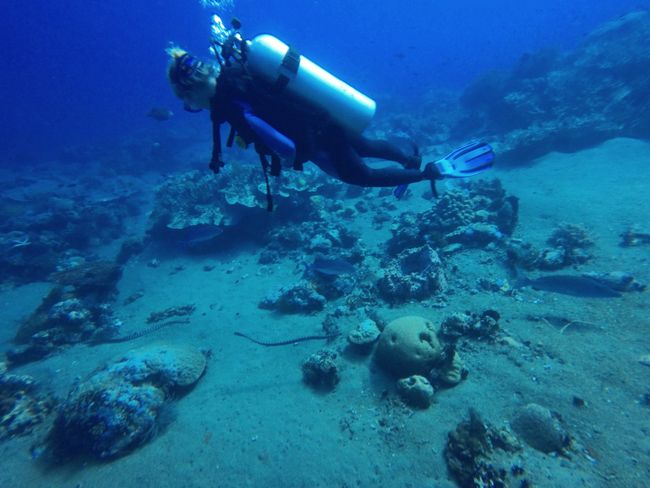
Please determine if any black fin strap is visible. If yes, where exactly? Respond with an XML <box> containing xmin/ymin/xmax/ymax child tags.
<box><xmin>430</xmin><ymin>179</ymin><xmax>439</xmax><ymax>198</ymax></box>
<box><xmin>259</xmin><ymin>154</ymin><xmax>274</xmax><ymax>212</ymax></box>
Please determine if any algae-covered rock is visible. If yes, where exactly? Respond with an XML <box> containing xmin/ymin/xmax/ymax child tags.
<box><xmin>445</xmin><ymin>409</ymin><xmax>522</xmax><ymax>488</ymax></box>
<box><xmin>302</xmin><ymin>349</ymin><xmax>339</xmax><ymax>391</ymax></box>
<box><xmin>439</xmin><ymin>310</ymin><xmax>501</xmax><ymax>341</ymax></box>
<box><xmin>511</xmin><ymin>403</ymin><xmax>570</xmax><ymax>453</ymax></box>
<box><xmin>148</xmin><ymin>168</ymin><xmax>330</xmax><ymax>240</ymax></box>
<box><xmin>259</xmin><ymin>281</ymin><xmax>327</xmax><ymax>314</ymax></box>
<box><xmin>52</xmin><ymin>378</ymin><xmax>165</xmax><ymax>458</ymax></box>
<box><xmin>15</xmin><ymin>287</ymin><xmax>66</xmax><ymax>343</ymax></box>
<box><xmin>377</xmin><ymin>245</ymin><xmax>447</xmax><ymax>304</ymax></box>
<box><xmin>507</xmin><ymin>223</ymin><xmax>595</xmax><ymax>271</ymax></box>
<box><xmin>445</xmin><ymin>223</ymin><xmax>504</xmax><ymax>247</ymax></box>
<box><xmin>50</xmin><ymin>261</ymin><xmax>122</xmax><ymax>298</ymax></box>
<box><xmin>374</xmin><ymin>316</ymin><xmax>443</xmax><ymax>376</ymax></box>
<box><xmin>396</xmin><ymin>375</ymin><xmax>435</xmax><ymax>409</ymax></box>
<box><xmin>149</xmin><ymin>170</ymin><xmax>230</xmax><ymax>231</ymax></box>
<box><xmin>14</xmin><ymin>287</ymin><xmax>123</xmax><ymax>354</ymax></box>
<box><xmin>347</xmin><ymin>319</ymin><xmax>381</xmax><ymax>351</ymax></box>
<box><xmin>110</xmin><ymin>344</ymin><xmax>207</xmax><ymax>389</ymax></box>
<box><xmin>0</xmin><ymin>372</ymin><xmax>53</xmax><ymax>440</ymax></box>
<box><xmin>386</xmin><ymin>180</ymin><xmax>518</xmax><ymax>258</ymax></box>
<box><xmin>49</xmin><ymin>344</ymin><xmax>206</xmax><ymax>459</ymax></box>
<box><xmin>456</xmin><ymin>11</ymin><xmax>650</xmax><ymax>163</ymax></box>
<box><xmin>434</xmin><ymin>350</ymin><xmax>466</xmax><ymax>386</ymax></box>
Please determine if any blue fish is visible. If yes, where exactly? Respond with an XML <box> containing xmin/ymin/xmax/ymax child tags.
<box><xmin>181</xmin><ymin>224</ymin><xmax>223</xmax><ymax>248</ymax></box>
<box><xmin>519</xmin><ymin>274</ymin><xmax>621</xmax><ymax>298</ymax></box>
<box><xmin>307</xmin><ymin>256</ymin><xmax>356</xmax><ymax>277</ymax></box>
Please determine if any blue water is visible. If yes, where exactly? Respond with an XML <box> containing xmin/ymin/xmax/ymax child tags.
<box><xmin>3</xmin><ymin>2</ymin><xmax>650</xmax><ymax>486</ymax></box>
<box><xmin>1</xmin><ymin>0</ymin><xmax>648</xmax><ymax>163</ymax></box>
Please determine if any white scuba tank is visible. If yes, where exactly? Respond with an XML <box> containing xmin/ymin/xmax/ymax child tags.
<box><xmin>245</xmin><ymin>34</ymin><xmax>376</xmax><ymax>134</ymax></box>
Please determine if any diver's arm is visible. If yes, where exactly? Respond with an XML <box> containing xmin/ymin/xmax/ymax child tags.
<box><xmin>209</xmin><ymin>117</ymin><xmax>225</xmax><ymax>174</ymax></box>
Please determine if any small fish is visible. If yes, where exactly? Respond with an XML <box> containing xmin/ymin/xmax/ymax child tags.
<box><xmin>620</xmin><ymin>227</ymin><xmax>650</xmax><ymax>247</ymax></box>
<box><xmin>181</xmin><ymin>224</ymin><xmax>223</xmax><ymax>248</ymax></box>
<box><xmin>519</xmin><ymin>274</ymin><xmax>621</xmax><ymax>298</ymax></box>
<box><xmin>147</xmin><ymin>107</ymin><xmax>174</xmax><ymax>121</ymax></box>
<box><xmin>307</xmin><ymin>256</ymin><xmax>356</xmax><ymax>277</ymax></box>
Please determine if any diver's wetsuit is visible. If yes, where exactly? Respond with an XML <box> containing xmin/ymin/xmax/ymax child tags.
<box><xmin>316</xmin><ymin>124</ymin><xmax>425</xmax><ymax>187</ymax></box>
<box><xmin>209</xmin><ymin>65</ymin><xmax>426</xmax><ymax>187</ymax></box>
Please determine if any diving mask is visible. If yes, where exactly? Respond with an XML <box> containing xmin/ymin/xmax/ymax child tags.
<box><xmin>172</xmin><ymin>53</ymin><xmax>206</xmax><ymax>90</ymax></box>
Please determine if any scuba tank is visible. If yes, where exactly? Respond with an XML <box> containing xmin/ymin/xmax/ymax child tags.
<box><xmin>211</xmin><ymin>16</ymin><xmax>376</xmax><ymax>134</ymax></box>
<box><xmin>245</xmin><ymin>35</ymin><xmax>376</xmax><ymax>134</ymax></box>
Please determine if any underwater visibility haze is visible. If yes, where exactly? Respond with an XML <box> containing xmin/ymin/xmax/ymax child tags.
<box><xmin>1</xmin><ymin>1</ymin><xmax>650</xmax><ymax>487</ymax></box>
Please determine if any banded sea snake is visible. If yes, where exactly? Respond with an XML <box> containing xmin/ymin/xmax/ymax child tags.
<box><xmin>233</xmin><ymin>331</ymin><xmax>340</xmax><ymax>347</ymax></box>
<box><xmin>98</xmin><ymin>319</ymin><xmax>191</xmax><ymax>344</ymax></box>
<box><xmin>99</xmin><ymin>319</ymin><xmax>339</xmax><ymax>347</ymax></box>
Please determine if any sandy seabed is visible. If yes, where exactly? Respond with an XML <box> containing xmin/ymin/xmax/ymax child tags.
<box><xmin>1</xmin><ymin>138</ymin><xmax>649</xmax><ymax>488</ymax></box>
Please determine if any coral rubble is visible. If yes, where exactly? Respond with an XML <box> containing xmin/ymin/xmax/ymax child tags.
<box><xmin>302</xmin><ymin>349</ymin><xmax>340</xmax><ymax>390</ymax></box>
<box><xmin>444</xmin><ymin>409</ymin><xmax>522</xmax><ymax>488</ymax></box>
<box><xmin>396</xmin><ymin>375</ymin><xmax>435</xmax><ymax>409</ymax></box>
<box><xmin>9</xmin><ymin>287</ymin><xmax>122</xmax><ymax>365</ymax></box>
<box><xmin>0</xmin><ymin>371</ymin><xmax>53</xmax><ymax>441</ymax></box>
<box><xmin>386</xmin><ymin>179</ymin><xmax>518</xmax><ymax>258</ymax></box>
<box><xmin>259</xmin><ymin>281</ymin><xmax>327</xmax><ymax>314</ymax></box>
<box><xmin>377</xmin><ymin>245</ymin><xmax>447</xmax><ymax>304</ymax></box>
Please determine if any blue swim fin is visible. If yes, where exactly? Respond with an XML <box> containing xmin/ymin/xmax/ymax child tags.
<box><xmin>393</xmin><ymin>182</ymin><xmax>410</xmax><ymax>199</ymax></box>
<box><xmin>394</xmin><ymin>140</ymin><xmax>494</xmax><ymax>199</ymax></box>
<box><xmin>433</xmin><ymin>140</ymin><xmax>494</xmax><ymax>178</ymax></box>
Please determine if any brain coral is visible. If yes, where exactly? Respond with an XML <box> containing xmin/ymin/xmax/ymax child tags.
<box><xmin>374</xmin><ymin>316</ymin><xmax>443</xmax><ymax>377</ymax></box>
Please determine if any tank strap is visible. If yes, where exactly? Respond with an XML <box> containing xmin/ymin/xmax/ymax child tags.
<box><xmin>274</xmin><ymin>47</ymin><xmax>301</xmax><ymax>92</ymax></box>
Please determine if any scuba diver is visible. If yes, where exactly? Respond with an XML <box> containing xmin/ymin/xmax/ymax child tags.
<box><xmin>166</xmin><ymin>16</ymin><xmax>494</xmax><ymax>210</ymax></box>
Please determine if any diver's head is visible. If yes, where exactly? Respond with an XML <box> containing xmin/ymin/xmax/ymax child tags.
<box><xmin>166</xmin><ymin>46</ymin><xmax>220</xmax><ymax>111</ymax></box>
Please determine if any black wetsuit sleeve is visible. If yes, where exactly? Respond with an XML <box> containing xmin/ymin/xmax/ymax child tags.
<box><xmin>209</xmin><ymin>90</ymin><xmax>232</xmax><ymax>174</ymax></box>
<box><xmin>209</xmin><ymin>116</ymin><xmax>224</xmax><ymax>173</ymax></box>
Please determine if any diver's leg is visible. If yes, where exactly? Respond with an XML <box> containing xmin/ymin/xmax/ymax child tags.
<box><xmin>351</xmin><ymin>135</ymin><xmax>420</xmax><ymax>168</ymax></box>
<box><xmin>314</xmin><ymin>124</ymin><xmax>425</xmax><ymax>187</ymax></box>
<box><xmin>325</xmin><ymin>143</ymin><xmax>425</xmax><ymax>188</ymax></box>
